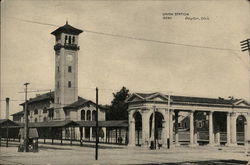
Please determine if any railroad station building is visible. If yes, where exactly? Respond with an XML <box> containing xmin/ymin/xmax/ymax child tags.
<box><xmin>6</xmin><ymin>22</ymin><xmax>250</xmax><ymax>148</ymax></box>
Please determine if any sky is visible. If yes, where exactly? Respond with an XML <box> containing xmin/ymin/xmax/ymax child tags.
<box><xmin>1</xmin><ymin>0</ymin><xmax>250</xmax><ymax>119</ymax></box>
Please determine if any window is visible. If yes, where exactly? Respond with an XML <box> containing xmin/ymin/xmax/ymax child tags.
<box><xmin>68</xmin><ymin>81</ymin><xmax>71</xmax><ymax>88</ymax></box>
<box><xmin>69</xmin><ymin>36</ymin><xmax>71</xmax><ymax>44</ymax></box>
<box><xmin>72</xmin><ymin>36</ymin><xmax>75</xmax><ymax>43</ymax></box>
<box><xmin>86</xmin><ymin>110</ymin><xmax>91</xmax><ymax>121</ymax></box>
<box><xmin>65</xmin><ymin>35</ymin><xmax>68</xmax><ymax>44</ymax></box>
<box><xmin>92</xmin><ymin>110</ymin><xmax>96</xmax><ymax>121</ymax></box>
<box><xmin>57</xmin><ymin>66</ymin><xmax>59</xmax><ymax>72</ymax></box>
<box><xmin>34</xmin><ymin>109</ymin><xmax>38</xmax><ymax>115</ymax></box>
<box><xmin>43</xmin><ymin>117</ymin><xmax>47</xmax><ymax>122</ymax></box>
<box><xmin>68</xmin><ymin>66</ymin><xmax>72</xmax><ymax>72</ymax></box>
<box><xmin>35</xmin><ymin>118</ymin><xmax>38</xmax><ymax>123</ymax></box>
<box><xmin>57</xmin><ymin>81</ymin><xmax>60</xmax><ymax>88</ymax></box>
<box><xmin>81</xmin><ymin>110</ymin><xmax>85</xmax><ymax>120</ymax></box>
<box><xmin>43</xmin><ymin>107</ymin><xmax>47</xmax><ymax>113</ymax></box>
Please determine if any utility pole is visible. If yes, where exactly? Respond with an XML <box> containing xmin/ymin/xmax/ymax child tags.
<box><xmin>23</xmin><ymin>82</ymin><xmax>30</xmax><ymax>152</ymax></box>
<box><xmin>167</xmin><ymin>94</ymin><xmax>171</xmax><ymax>149</ymax></box>
<box><xmin>240</xmin><ymin>39</ymin><xmax>250</xmax><ymax>102</ymax></box>
<box><xmin>95</xmin><ymin>87</ymin><xmax>99</xmax><ymax>160</ymax></box>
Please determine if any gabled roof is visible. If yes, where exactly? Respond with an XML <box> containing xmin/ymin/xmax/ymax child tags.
<box><xmin>20</xmin><ymin>91</ymin><xmax>54</xmax><ymax>106</ymax></box>
<box><xmin>11</xmin><ymin>111</ymin><xmax>24</xmax><ymax>116</ymax></box>
<box><xmin>63</xmin><ymin>98</ymin><xmax>108</xmax><ymax>110</ymax></box>
<box><xmin>126</xmin><ymin>92</ymin><xmax>250</xmax><ymax>108</ymax></box>
<box><xmin>51</xmin><ymin>22</ymin><xmax>83</xmax><ymax>36</ymax></box>
<box><xmin>0</xmin><ymin>119</ymin><xmax>19</xmax><ymax>127</ymax></box>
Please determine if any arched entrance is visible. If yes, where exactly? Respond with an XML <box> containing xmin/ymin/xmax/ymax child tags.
<box><xmin>133</xmin><ymin>111</ymin><xmax>142</xmax><ymax>146</ymax></box>
<box><xmin>236</xmin><ymin>115</ymin><xmax>247</xmax><ymax>144</ymax></box>
<box><xmin>149</xmin><ymin>112</ymin><xmax>164</xmax><ymax>143</ymax></box>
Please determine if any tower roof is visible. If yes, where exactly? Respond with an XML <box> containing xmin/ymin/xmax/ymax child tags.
<box><xmin>51</xmin><ymin>22</ymin><xmax>83</xmax><ymax>36</ymax></box>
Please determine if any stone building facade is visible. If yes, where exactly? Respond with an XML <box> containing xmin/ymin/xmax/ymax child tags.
<box><xmin>126</xmin><ymin>93</ymin><xmax>250</xmax><ymax>147</ymax></box>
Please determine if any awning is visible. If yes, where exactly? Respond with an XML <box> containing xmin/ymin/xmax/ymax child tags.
<box><xmin>18</xmin><ymin>120</ymin><xmax>79</xmax><ymax>128</ymax></box>
<box><xmin>76</xmin><ymin>120</ymin><xmax>128</xmax><ymax>128</ymax></box>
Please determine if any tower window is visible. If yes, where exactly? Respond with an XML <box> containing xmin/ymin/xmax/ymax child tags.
<box><xmin>69</xmin><ymin>36</ymin><xmax>72</xmax><ymax>44</ymax></box>
<box><xmin>72</xmin><ymin>36</ymin><xmax>75</xmax><ymax>43</ymax></box>
<box><xmin>57</xmin><ymin>66</ymin><xmax>59</xmax><ymax>72</ymax></box>
<box><xmin>65</xmin><ymin>35</ymin><xmax>68</xmax><ymax>44</ymax></box>
<box><xmin>68</xmin><ymin>66</ymin><xmax>72</xmax><ymax>72</ymax></box>
<box><xmin>68</xmin><ymin>81</ymin><xmax>71</xmax><ymax>88</ymax></box>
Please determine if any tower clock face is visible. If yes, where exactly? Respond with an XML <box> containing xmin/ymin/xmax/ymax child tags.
<box><xmin>66</xmin><ymin>54</ymin><xmax>73</xmax><ymax>62</ymax></box>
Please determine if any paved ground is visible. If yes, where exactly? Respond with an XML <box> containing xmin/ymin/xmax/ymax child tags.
<box><xmin>0</xmin><ymin>141</ymin><xmax>250</xmax><ymax>165</ymax></box>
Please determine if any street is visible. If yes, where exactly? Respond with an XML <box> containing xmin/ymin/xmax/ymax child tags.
<box><xmin>0</xmin><ymin>142</ymin><xmax>250</xmax><ymax>165</ymax></box>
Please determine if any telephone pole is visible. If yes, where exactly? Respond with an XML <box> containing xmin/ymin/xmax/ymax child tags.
<box><xmin>240</xmin><ymin>39</ymin><xmax>250</xmax><ymax>156</ymax></box>
<box><xmin>23</xmin><ymin>82</ymin><xmax>30</xmax><ymax>152</ymax></box>
<box><xmin>240</xmin><ymin>39</ymin><xmax>250</xmax><ymax>102</ymax></box>
<box><xmin>95</xmin><ymin>87</ymin><xmax>99</xmax><ymax>160</ymax></box>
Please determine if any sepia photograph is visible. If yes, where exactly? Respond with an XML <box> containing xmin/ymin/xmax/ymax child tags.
<box><xmin>0</xmin><ymin>0</ymin><xmax>250</xmax><ymax>164</ymax></box>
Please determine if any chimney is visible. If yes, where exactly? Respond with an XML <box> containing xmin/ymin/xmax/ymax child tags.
<box><xmin>6</xmin><ymin>97</ymin><xmax>10</xmax><ymax>119</ymax></box>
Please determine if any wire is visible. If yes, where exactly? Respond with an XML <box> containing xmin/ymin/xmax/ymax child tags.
<box><xmin>5</xmin><ymin>16</ymin><xmax>242</xmax><ymax>52</ymax></box>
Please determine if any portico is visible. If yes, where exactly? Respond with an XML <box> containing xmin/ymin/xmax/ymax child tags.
<box><xmin>126</xmin><ymin>92</ymin><xmax>250</xmax><ymax>148</ymax></box>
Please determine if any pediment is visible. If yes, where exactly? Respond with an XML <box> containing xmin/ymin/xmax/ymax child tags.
<box><xmin>126</xmin><ymin>94</ymin><xmax>144</xmax><ymax>102</ymax></box>
<box><xmin>148</xmin><ymin>96</ymin><xmax>168</xmax><ymax>102</ymax></box>
<box><xmin>233</xmin><ymin>99</ymin><xmax>250</xmax><ymax>107</ymax></box>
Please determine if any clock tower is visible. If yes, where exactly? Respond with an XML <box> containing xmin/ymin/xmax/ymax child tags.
<box><xmin>51</xmin><ymin>22</ymin><xmax>83</xmax><ymax>120</ymax></box>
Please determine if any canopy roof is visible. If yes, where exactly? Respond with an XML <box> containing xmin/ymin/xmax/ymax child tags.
<box><xmin>76</xmin><ymin>120</ymin><xmax>128</xmax><ymax>128</ymax></box>
<box><xmin>18</xmin><ymin>120</ymin><xmax>79</xmax><ymax>128</ymax></box>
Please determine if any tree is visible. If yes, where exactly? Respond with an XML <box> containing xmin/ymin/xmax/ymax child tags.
<box><xmin>106</xmin><ymin>87</ymin><xmax>130</xmax><ymax>120</ymax></box>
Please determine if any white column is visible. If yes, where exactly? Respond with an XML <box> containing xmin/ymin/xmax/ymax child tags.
<box><xmin>82</xmin><ymin>127</ymin><xmax>85</xmax><ymax>140</ymax></box>
<box><xmin>90</xmin><ymin>127</ymin><xmax>92</xmax><ymax>141</ymax></box>
<box><xmin>231</xmin><ymin>113</ymin><xmax>237</xmax><ymax>145</ymax></box>
<box><xmin>103</xmin><ymin>127</ymin><xmax>107</xmax><ymax>142</ymax></box>
<box><xmin>163</xmin><ymin>109</ymin><xmax>170</xmax><ymax>148</ymax></box>
<box><xmin>189</xmin><ymin>111</ymin><xmax>194</xmax><ymax>146</ymax></box>
<box><xmin>226</xmin><ymin>112</ymin><xmax>231</xmax><ymax>146</ymax></box>
<box><xmin>169</xmin><ymin>111</ymin><xmax>174</xmax><ymax>145</ymax></box>
<box><xmin>128</xmin><ymin>111</ymin><xmax>135</xmax><ymax>147</ymax></box>
<box><xmin>193</xmin><ymin>111</ymin><xmax>198</xmax><ymax>145</ymax></box>
<box><xmin>142</xmin><ymin>110</ymin><xmax>149</xmax><ymax>147</ymax></box>
<box><xmin>209</xmin><ymin>111</ymin><xmax>214</xmax><ymax>146</ymax></box>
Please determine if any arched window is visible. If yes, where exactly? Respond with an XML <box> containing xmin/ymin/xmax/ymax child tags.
<box><xmin>69</xmin><ymin>36</ymin><xmax>71</xmax><ymax>44</ymax></box>
<box><xmin>43</xmin><ymin>117</ymin><xmax>47</xmax><ymax>122</ymax></box>
<box><xmin>34</xmin><ymin>109</ymin><xmax>38</xmax><ymax>115</ymax></box>
<box><xmin>43</xmin><ymin>107</ymin><xmax>47</xmax><ymax>113</ymax></box>
<box><xmin>35</xmin><ymin>118</ymin><xmax>38</xmax><ymax>123</ymax></box>
<box><xmin>81</xmin><ymin>110</ymin><xmax>85</xmax><ymax>120</ymax></box>
<box><xmin>65</xmin><ymin>35</ymin><xmax>68</xmax><ymax>44</ymax></box>
<box><xmin>87</xmin><ymin>110</ymin><xmax>91</xmax><ymax>121</ymax></box>
<box><xmin>92</xmin><ymin>110</ymin><xmax>96</xmax><ymax>121</ymax></box>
